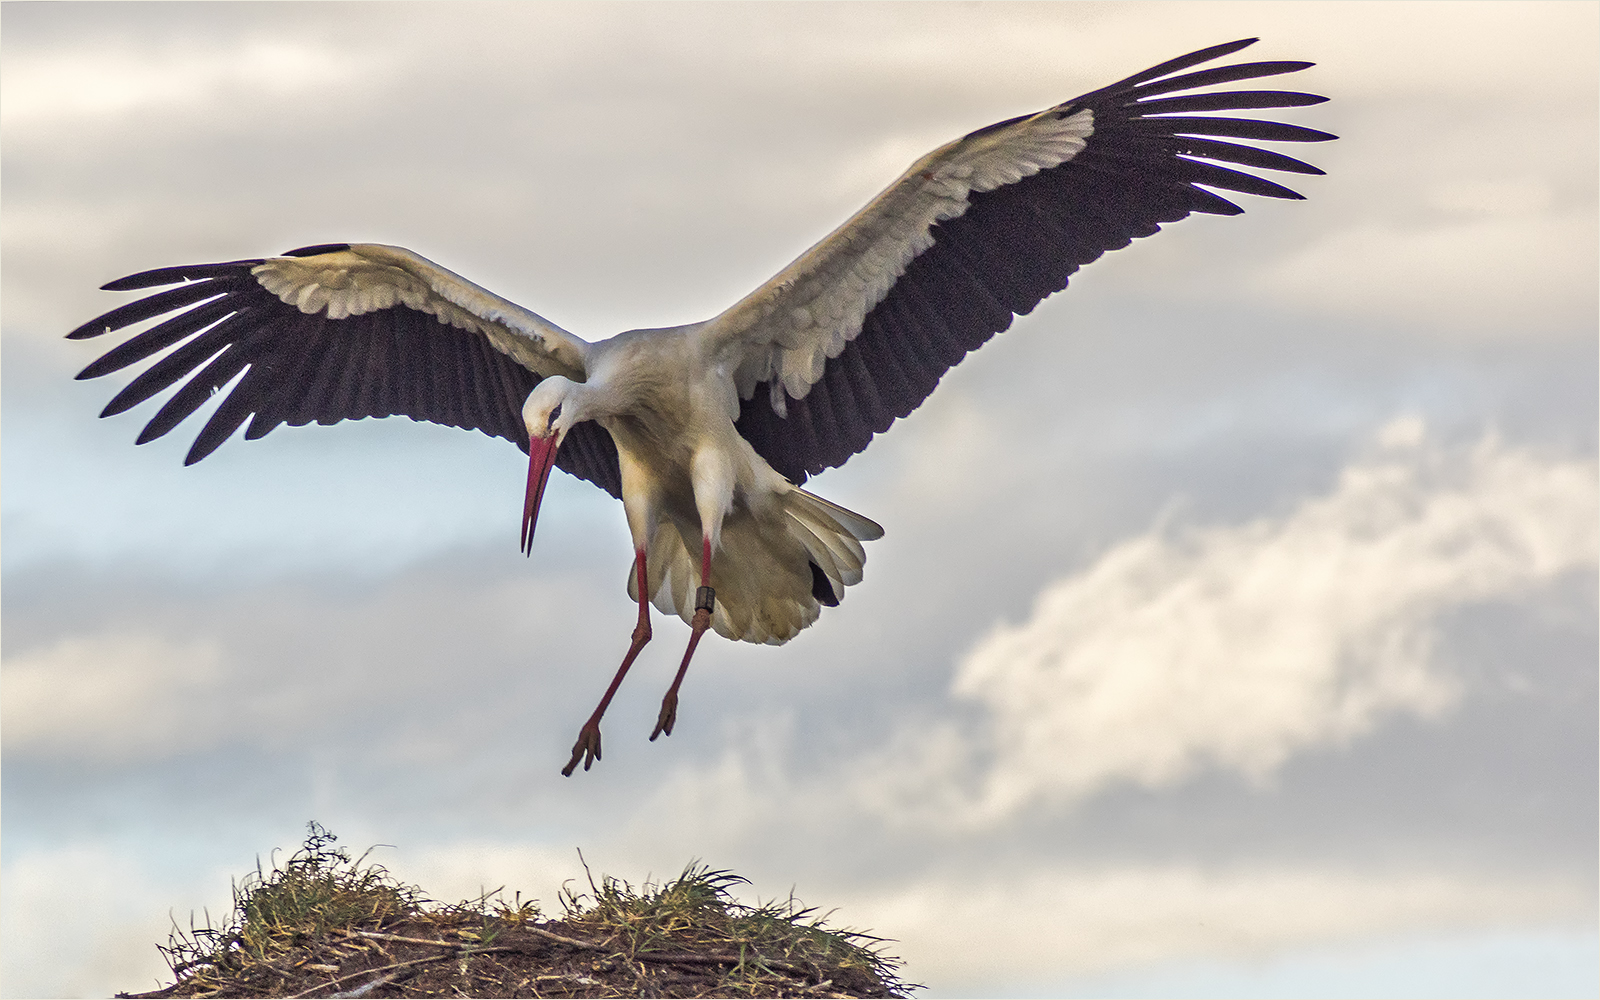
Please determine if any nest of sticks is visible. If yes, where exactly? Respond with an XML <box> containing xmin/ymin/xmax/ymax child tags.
<box><xmin>118</xmin><ymin>824</ymin><xmax>913</xmax><ymax>999</ymax></box>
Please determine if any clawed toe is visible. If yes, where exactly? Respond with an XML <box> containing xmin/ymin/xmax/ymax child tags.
<box><xmin>650</xmin><ymin>695</ymin><xmax>678</xmax><ymax>741</ymax></box>
<box><xmin>562</xmin><ymin>724</ymin><xmax>603</xmax><ymax>776</ymax></box>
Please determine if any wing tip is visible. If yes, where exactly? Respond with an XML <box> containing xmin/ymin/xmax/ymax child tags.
<box><xmin>100</xmin><ymin>273</ymin><xmax>168</xmax><ymax>292</ymax></box>
<box><xmin>65</xmin><ymin>321</ymin><xmax>109</xmax><ymax>341</ymax></box>
<box><xmin>1134</xmin><ymin>37</ymin><xmax>1261</xmax><ymax>84</ymax></box>
<box><xmin>283</xmin><ymin>242</ymin><xmax>353</xmax><ymax>258</ymax></box>
<box><xmin>1195</xmin><ymin>37</ymin><xmax>1261</xmax><ymax>61</ymax></box>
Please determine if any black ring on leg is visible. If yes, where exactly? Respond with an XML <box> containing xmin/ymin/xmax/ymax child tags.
<box><xmin>695</xmin><ymin>586</ymin><xmax>715</xmax><ymax>613</ymax></box>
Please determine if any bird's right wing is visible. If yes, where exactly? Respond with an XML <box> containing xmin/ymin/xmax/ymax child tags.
<box><xmin>69</xmin><ymin>242</ymin><xmax>623</xmax><ymax>497</ymax></box>
<box><xmin>703</xmin><ymin>38</ymin><xmax>1334</xmax><ymax>485</ymax></box>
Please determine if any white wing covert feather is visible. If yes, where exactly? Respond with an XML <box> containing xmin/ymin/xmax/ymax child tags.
<box><xmin>252</xmin><ymin>243</ymin><xmax>590</xmax><ymax>381</ymax></box>
<box><xmin>706</xmin><ymin>107</ymin><xmax>1095</xmax><ymax>415</ymax></box>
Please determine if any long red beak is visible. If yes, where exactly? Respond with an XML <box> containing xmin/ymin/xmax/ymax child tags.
<box><xmin>521</xmin><ymin>432</ymin><xmax>561</xmax><ymax>556</ymax></box>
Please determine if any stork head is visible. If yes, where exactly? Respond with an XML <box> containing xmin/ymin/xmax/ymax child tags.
<box><xmin>520</xmin><ymin>377</ymin><xmax>583</xmax><ymax>556</ymax></box>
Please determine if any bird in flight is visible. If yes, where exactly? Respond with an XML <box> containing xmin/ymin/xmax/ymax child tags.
<box><xmin>69</xmin><ymin>38</ymin><xmax>1333</xmax><ymax>775</ymax></box>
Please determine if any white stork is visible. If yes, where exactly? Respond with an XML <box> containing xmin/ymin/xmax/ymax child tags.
<box><xmin>68</xmin><ymin>38</ymin><xmax>1333</xmax><ymax>775</ymax></box>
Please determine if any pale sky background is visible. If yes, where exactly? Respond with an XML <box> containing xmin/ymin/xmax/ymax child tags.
<box><xmin>3</xmin><ymin>3</ymin><xmax>1596</xmax><ymax>998</ymax></box>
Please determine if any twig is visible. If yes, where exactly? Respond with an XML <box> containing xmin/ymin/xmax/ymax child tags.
<box><xmin>337</xmin><ymin>929</ymin><xmax>478</xmax><ymax>949</ymax></box>
<box><xmin>343</xmin><ymin>922</ymin><xmax>614</xmax><ymax>954</ymax></box>
<box><xmin>286</xmin><ymin>947</ymin><xmax>515</xmax><ymax>998</ymax></box>
<box><xmin>327</xmin><ymin>966</ymin><xmax>413</xmax><ymax>998</ymax></box>
<box><xmin>518</xmin><ymin>924</ymin><xmax>612</xmax><ymax>952</ymax></box>
<box><xmin>636</xmin><ymin>950</ymin><xmax>804</xmax><ymax>974</ymax></box>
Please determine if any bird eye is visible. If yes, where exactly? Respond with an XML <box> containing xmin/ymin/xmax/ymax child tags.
<box><xmin>547</xmin><ymin>403</ymin><xmax>562</xmax><ymax>430</ymax></box>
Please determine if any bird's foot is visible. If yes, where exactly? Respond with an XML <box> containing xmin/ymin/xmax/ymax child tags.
<box><xmin>650</xmin><ymin>604</ymin><xmax>712</xmax><ymax>741</ymax></box>
<box><xmin>650</xmin><ymin>692</ymin><xmax>678</xmax><ymax>741</ymax></box>
<box><xmin>562</xmin><ymin>721</ymin><xmax>603</xmax><ymax>776</ymax></box>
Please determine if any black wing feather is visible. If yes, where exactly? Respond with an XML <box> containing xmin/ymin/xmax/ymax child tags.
<box><xmin>1130</xmin><ymin>116</ymin><xmax>1335</xmax><ymax>143</ymax></box>
<box><xmin>1130</xmin><ymin>61</ymin><xmax>1314</xmax><ymax>97</ymax></box>
<box><xmin>103</xmin><ymin>309</ymin><xmax>258</xmax><ymax>417</ymax></box>
<box><xmin>736</xmin><ymin>38</ymin><xmax>1333</xmax><ymax>483</ymax></box>
<box><xmin>1117</xmin><ymin>37</ymin><xmax>1261</xmax><ymax>87</ymax></box>
<box><xmin>244</xmin><ymin>309</ymin><xmax>323</xmax><ymax>440</ymax></box>
<box><xmin>71</xmin><ymin>254</ymin><xmax>623</xmax><ymax>495</ymax></box>
<box><xmin>1172</xmin><ymin>136</ymin><xmax>1325</xmax><ymax>175</ymax></box>
<box><xmin>1131</xmin><ymin>90</ymin><xmax>1327</xmax><ymax>114</ymax></box>
<box><xmin>77</xmin><ymin>295</ymin><xmax>239</xmax><ymax>379</ymax></box>
<box><xmin>67</xmin><ymin>279</ymin><xmax>238</xmax><ymax>339</ymax></box>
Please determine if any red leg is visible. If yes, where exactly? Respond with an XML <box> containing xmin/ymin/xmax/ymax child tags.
<box><xmin>651</xmin><ymin>537</ymin><xmax>714</xmax><ymax>741</ymax></box>
<box><xmin>563</xmin><ymin>549</ymin><xmax>652</xmax><ymax>776</ymax></box>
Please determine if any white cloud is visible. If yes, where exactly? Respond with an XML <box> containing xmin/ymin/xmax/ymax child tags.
<box><xmin>1426</xmin><ymin>177</ymin><xmax>1556</xmax><ymax>218</ymax></box>
<box><xmin>2</xmin><ymin>633</ymin><xmax>225</xmax><ymax>759</ymax></box>
<box><xmin>615</xmin><ymin>419</ymin><xmax>1595</xmax><ymax>866</ymax></box>
<box><xmin>0</xmin><ymin>40</ymin><xmax>376</xmax><ymax>125</ymax></box>
<box><xmin>1247</xmin><ymin>212</ymin><xmax>1598</xmax><ymax>334</ymax></box>
<box><xmin>937</xmin><ymin>419</ymin><xmax>1596</xmax><ymax>820</ymax></box>
<box><xmin>0</xmin><ymin>843</ymin><xmax>175</xmax><ymax>999</ymax></box>
<box><xmin>842</xmin><ymin>862</ymin><xmax>1589</xmax><ymax>991</ymax></box>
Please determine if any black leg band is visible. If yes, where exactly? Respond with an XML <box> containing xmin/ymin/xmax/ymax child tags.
<box><xmin>695</xmin><ymin>586</ymin><xmax>715</xmax><ymax>613</ymax></box>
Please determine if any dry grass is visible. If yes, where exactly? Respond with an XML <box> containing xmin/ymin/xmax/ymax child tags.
<box><xmin>118</xmin><ymin>823</ymin><xmax>913</xmax><ymax>999</ymax></box>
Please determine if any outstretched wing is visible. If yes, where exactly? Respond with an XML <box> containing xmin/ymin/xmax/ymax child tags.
<box><xmin>69</xmin><ymin>242</ymin><xmax>623</xmax><ymax>497</ymax></box>
<box><xmin>707</xmin><ymin>38</ymin><xmax>1335</xmax><ymax>485</ymax></box>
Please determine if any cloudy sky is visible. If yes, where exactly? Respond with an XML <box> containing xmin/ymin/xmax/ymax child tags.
<box><xmin>3</xmin><ymin>3</ymin><xmax>1595</xmax><ymax>997</ymax></box>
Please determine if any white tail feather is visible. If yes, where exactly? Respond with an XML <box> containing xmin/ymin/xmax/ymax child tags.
<box><xmin>625</xmin><ymin>487</ymin><xmax>882</xmax><ymax>644</ymax></box>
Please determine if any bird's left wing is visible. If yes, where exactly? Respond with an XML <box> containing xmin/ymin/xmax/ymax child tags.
<box><xmin>70</xmin><ymin>243</ymin><xmax>624</xmax><ymax>496</ymax></box>
<box><xmin>703</xmin><ymin>38</ymin><xmax>1334</xmax><ymax>485</ymax></box>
